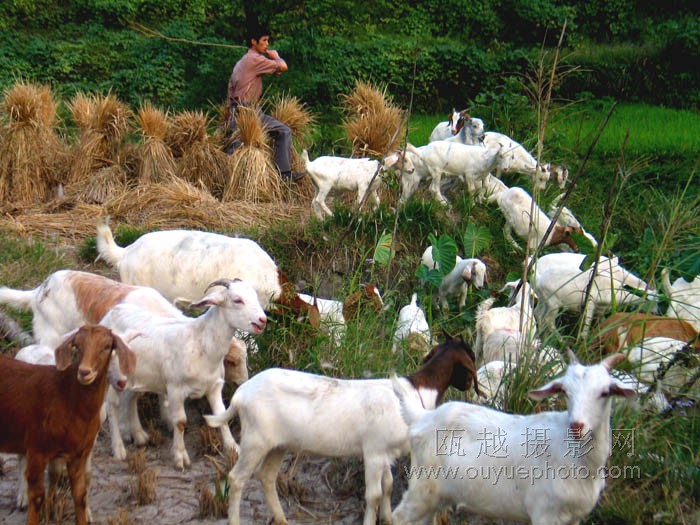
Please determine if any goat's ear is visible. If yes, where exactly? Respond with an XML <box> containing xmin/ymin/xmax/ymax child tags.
<box><xmin>55</xmin><ymin>333</ymin><xmax>78</xmax><ymax>371</ymax></box>
<box><xmin>608</xmin><ymin>379</ymin><xmax>637</xmax><ymax>398</ymax></box>
<box><xmin>601</xmin><ymin>353</ymin><xmax>625</xmax><ymax>371</ymax></box>
<box><xmin>190</xmin><ymin>289</ymin><xmax>226</xmax><ymax>309</ymax></box>
<box><xmin>528</xmin><ymin>380</ymin><xmax>563</xmax><ymax>401</ymax></box>
<box><xmin>111</xmin><ymin>333</ymin><xmax>137</xmax><ymax>376</ymax></box>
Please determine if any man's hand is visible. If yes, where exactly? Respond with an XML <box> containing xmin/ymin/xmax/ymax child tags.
<box><xmin>266</xmin><ymin>49</ymin><xmax>288</xmax><ymax>72</ymax></box>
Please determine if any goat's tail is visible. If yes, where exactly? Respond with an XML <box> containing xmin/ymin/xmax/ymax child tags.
<box><xmin>203</xmin><ymin>398</ymin><xmax>238</xmax><ymax>429</ymax></box>
<box><xmin>476</xmin><ymin>297</ymin><xmax>496</xmax><ymax>323</ymax></box>
<box><xmin>0</xmin><ymin>286</ymin><xmax>35</xmax><ymax>310</ymax></box>
<box><xmin>95</xmin><ymin>218</ymin><xmax>125</xmax><ymax>268</ymax></box>
<box><xmin>390</xmin><ymin>373</ymin><xmax>428</xmax><ymax>427</ymax></box>
<box><xmin>410</xmin><ymin>292</ymin><xmax>418</xmax><ymax>308</ymax></box>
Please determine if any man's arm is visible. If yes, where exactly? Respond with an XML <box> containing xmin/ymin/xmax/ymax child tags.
<box><xmin>265</xmin><ymin>49</ymin><xmax>288</xmax><ymax>73</ymax></box>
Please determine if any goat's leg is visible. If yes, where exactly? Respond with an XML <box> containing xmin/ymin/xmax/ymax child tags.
<box><xmin>107</xmin><ymin>387</ymin><xmax>128</xmax><ymax>460</ymax></box>
<box><xmin>362</xmin><ymin>456</ymin><xmax>387</xmax><ymax>525</ymax></box>
<box><xmin>166</xmin><ymin>388</ymin><xmax>191</xmax><ymax>470</ymax></box>
<box><xmin>256</xmin><ymin>448</ymin><xmax>288</xmax><ymax>524</ymax></box>
<box><xmin>428</xmin><ymin>170</ymin><xmax>448</xmax><ymax>205</ymax></box>
<box><xmin>313</xmin><ymin>188</ymin><xmax>334</xmax><ymax>218</ymax></box>
<box><xmin>379</xmin><ymin>461</ymin><xmax>394</xmax><ymax>524</ymax></box>
<box><xmin>206</xmin><ymin>383</ymin><xmax>237</xmax><ymax>453</ymax></box>
<box><xmin>391</xmin><ymin>480</ymin><xmax>437</xmax><ymax>525</ymax></box>
<box><xmin>66</xmin><ymin>453</ymin><xmax>90</xmax><ymax>525</ymax></box>
<box><xmin>25</xmin><ymin>452</ymin><xmax>48</xmax><ymax>525</ymax></box>
<box><xmin>311</xmin><ymin>190</ymin><xmax>325</xmax><ymax>220</ymax></box>
<box><xmin>458</xmin><ymin>282</ymin><xmax>468</xmax><ymax>311</ymax></box>
<box><xmin>400</xmin><ymin>174</ymin><xmax>419</xmax><ymax>204</ymax></box>
<box><xmin>227</xmin><ymin>444</ymin><xmax>267</xmax><ymax>525</ymax></box>
<box><xmin>125</xmin><ymin>390</ymin><xmax>149</xmax><ymax>446</ymax></box>
<box><xmin>16</xmin><ymin>454</ymin><xmax>28</xmax><ymax>509</ymax></box>
<box><xmin>47</xmin><ymin>459</ymin><xmax>63</xmax><ymax>521</ymax></box>
<box><xmin>503</xmin><ymin>223</ymin><xmax>522</xmax><ymax>252</ymax></box>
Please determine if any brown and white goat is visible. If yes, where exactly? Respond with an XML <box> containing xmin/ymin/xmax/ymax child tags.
<box><xmin>593</xmin><ymin>312</ymin><xmax>699</xmax><ymax>354</ymax></box>
<box><xmin>205</xmin><ymin>336</ymin><xmax>481</xmax><ymax>525</ymax></box>
<box><xmin>0</xmin><ymin>325</ymin><xmax>135</xmax><ymax>525</ymax></box>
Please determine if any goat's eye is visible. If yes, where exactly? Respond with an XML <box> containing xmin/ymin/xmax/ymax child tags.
<box><xmin>233</xmin><ymin>298</ymin><xmax>244</xmax><ymax>305</ymax></box>
<box><xmin>600</xmin><ymin>391</ymin><xmax>610</xmax><ymax>398</ymax></box>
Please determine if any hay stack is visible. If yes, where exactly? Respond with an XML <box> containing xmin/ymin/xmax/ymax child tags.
<box><xmin>67</xmin><ymin>91</ymin><xmax>132</xmax><ymax>204</ymax></box>
<box><xmin>223</xmin><ymin>105</ymin><xmax>281</xmax><ymax>203</ymax></box>
<box><xmin>134</xmin><ymin>103</ymin><xmax>176</xmax><ymax>184</ymax></box>
<box><xmin>0</xmin><ymin>81</ymin><xmax>66</xmax><ymax>206</ymax></box>
<box><xmin>165</xmin><ymin>110</ymin><xmax>230</xmax><ymax>198</ymax></box>
<box><xmin>341</xmin><ymin>80</ymin><xmax>405</xmax><ymax>158</ymax></box>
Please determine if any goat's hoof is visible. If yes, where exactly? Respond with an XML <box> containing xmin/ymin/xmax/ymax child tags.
<box><xmin>132</xmin><ymin>430</ymin><xmax>149</xmax><ymax>446</ymax></box>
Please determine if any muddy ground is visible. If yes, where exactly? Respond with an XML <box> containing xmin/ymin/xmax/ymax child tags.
<box><xmin>0</xmin><ymin>397</ymin><xmax>378</xmax><ymax>524</ymax></box>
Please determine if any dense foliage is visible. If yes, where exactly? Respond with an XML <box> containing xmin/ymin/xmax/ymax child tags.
<box><xmin>1</xmin><ymin>0</ymin><xmax>699</xmax><ymax>113</ymax></box>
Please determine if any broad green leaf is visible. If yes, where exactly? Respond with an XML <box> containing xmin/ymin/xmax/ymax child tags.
<box><xmin>373</xmin><ymin>232</ymin><xmax>393</xmax><ymax>267</ymax></box>
<box><xmin>462</xmin><ymin>223</ymin><xmax>491</xmax><ymax>257</ymax></box>
<box><xmin>429</xmin><ymin>234</ymin><xmax>458</xmax><ymax>275</ymax></box>
<box><xmin>415</xmin><ymin>265</ymin><xmax>443</xmax><ymax>288</ymax></box>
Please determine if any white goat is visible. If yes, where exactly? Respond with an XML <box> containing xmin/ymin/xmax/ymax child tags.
<box><xmin>95</xmin><ymin>221</ymin><xmax>313</xmax><ymax>319</ymax></box>
<box><xmin>428</xmin><ymin>108</ymin><xmax>466</xmax><ymax>142</ymax></box>
<box><xmin>498</xmin><ymin>186</ymin><xmax>583</xmax><ymax>252</ymax></box>
<box><xmin>475</xmin><ymin>279</ymin><xmax>537</xmax><ymax>365</ymax></box>
<box><xmin>443</xmin><ymin>116</ymin><xmax>485</xmax><ymax>145</ymax></box>
<box><xmin>299</xmin><ymin>284</ymin><xmax>384</xmax><ymax>345</ymax></box>
<box><xmin>301</xmin><ymin>149</ymin><xmax>383</xmax><ymax>219</ymax></box>
<box><xmin>392</xmin><ymin>293</ymin><xmax>432</xmax><ymax>354</ymax></box>
<box><xmin>402</xmin><ymin>142</ymin><xmax>504</xmax><ymax>204</ymax></box>
<box><xmin>482</xmin><ymin>131</ymin><xmax>554</xmax><ymax>190</ymax></box>
<box><xmin>626</xmin><ymin>336</ymin><xmax>698</xmax><ymax>398</ymax></box>
<box><xmin>420</xmin><ymin>246</ymin><xmax>487</xmax><ymax>311</ymax></box>
<box><xmin>100</xmin><ymin>278</ymin><xmax>267</xmax><ymax>470</ymax></box>
<box><xmin>532</xmin><ymin>253</ymin><xmax>656</xmax><ymax>338</ymax></box>
<box><xmin>661</xmin><ymin>267</ymin><xmax>700</xmax><ymax>331</ymax></box>
<box><xmin>204</xmin><ymin>338</ymin><xmax>480</xmax><ymax>525</ymax></box>
<box><xmin>438</xmin><ymin>257</ymin><xmax>487</xmax><ymax>312</ymax></box>
<box><xmin>391</xmin><ymin>352</ymin><xmax>636</xmax><ymax>525</ymax></box>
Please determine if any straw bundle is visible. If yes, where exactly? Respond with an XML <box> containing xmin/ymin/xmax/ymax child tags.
<box><xmin>0</xmin><ymin>81</ymin><xmax>66</xmax><ymax>205</ymax></box>
<box><xmin>104</xmin><ymin>177</ymin><xmax>301</xmax><ymax>230</ymax></box>
<box><xmin>67</xmin><ymin>92</ymin><xmax>132</xmax><ymax>203</ymax></box>
<box><xmin>271</xmin><ymin>94</ymin><xmax>317</xmax><ymax>186</ymax></box>
<box><xmin>165</xmin><ymin>110</ymin><xmax>230</xmax><ymax>198</ymax></box>
<box><xmin>134</xmin><ymin>103</ymin><xmax>176</xmax><ymax>184</ymax></box>
<box><xmin>223</xmin><ymin>105</ymin><xmax>282</xmax><ymax>203</ymax></box>
<box><xmin>341</xmin><ymin>80</ymin><xmax>405</xmax><ymax>158</ymax></box>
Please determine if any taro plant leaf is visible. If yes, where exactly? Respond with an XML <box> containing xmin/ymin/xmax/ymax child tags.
<box><xmin>462</xmin><ymin>223</ymin><xmax>491</xmax><ymax>257</ymax></box>
<box><xmin>415</xmin><ymin>265</ymin><xmax>443</xmax><ymax>288</ymax></box>
<box><xmin>373</xmin><ymin>232</ymin><xmax>394</xmax><ymax>267</ymax></box>
<box><xmin>428</xmin><ymin>233</ymin><xmax>458</xmax><ymax>275</ymax></box>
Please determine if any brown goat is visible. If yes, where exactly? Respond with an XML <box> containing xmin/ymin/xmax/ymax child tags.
<box><xmin>593</xmin><ymin>312</ymin><xmax>700</xmax><ymax>354</ymax></box>
<box><xmin>0</xmin><ymin>325</ymin><xmax>135</xmax><ymax>525</ymax></box>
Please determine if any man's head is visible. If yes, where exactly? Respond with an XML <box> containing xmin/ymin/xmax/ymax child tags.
<box><xmin>248</xmin><ymin>26</ymin><xmax>271</xmax><ymax>51</ymax></box>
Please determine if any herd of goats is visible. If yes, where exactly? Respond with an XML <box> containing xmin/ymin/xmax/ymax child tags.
<box><xmin>0</xmin><ymin>108</ymin><xmax>698</xmax><ymax>525</ymax></box>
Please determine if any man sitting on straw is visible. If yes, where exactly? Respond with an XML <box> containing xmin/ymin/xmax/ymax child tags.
<box><xmin>227</xmin><ymin>25</ymin><xmax>304</xmax><ymax>182</ymax></box>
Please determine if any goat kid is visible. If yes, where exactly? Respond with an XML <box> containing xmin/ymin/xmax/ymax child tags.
<box><xmin>13</xmin><ymin>339</ymin><xmax>129</xmax><ymax>515</ymax></box>
<box><xmin>101</xmin><ymin>278</ymin><xmax>266</xmax><ymax>470</ymax></box>
<box><xmin>391</xmin><ymin>352</ymin><xmax>635</xmax><ymax>525</ymax></box>
<box><xmin>204</xmin><ymin>337</ymin><xmax>481</xmax><ymax>525</ymax></box>
<box><xmin>0</xmin><ymin>325</ymin><xmax>135</xmax><ymax>525</ymax></box>
<box><xmin>392</xmin><ymin>293</ymin><xmax>432</xmax><ymax>354</ymax></box>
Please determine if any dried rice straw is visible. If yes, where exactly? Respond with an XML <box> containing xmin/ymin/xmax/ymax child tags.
<box><xmin>0</xmin><ymin>81</ymin><xmax>66</xmax><ymax>205</ymax></box>
<box><xmin>134</xmin><ymin>103</ymin><xmax>176</xmax><ymax>183</ymax></box>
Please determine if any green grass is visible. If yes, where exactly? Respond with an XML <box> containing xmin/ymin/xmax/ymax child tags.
<box><xmin>552</xmin><ymin>102</ymin><xmax>700</xmax><ymax>159</ymax></box>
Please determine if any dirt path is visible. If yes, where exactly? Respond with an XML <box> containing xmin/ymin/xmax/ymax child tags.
<box><xmin>0</xmin><ymin>400</ymin><xmax>370</xmax><ymax>524</ymax></box>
